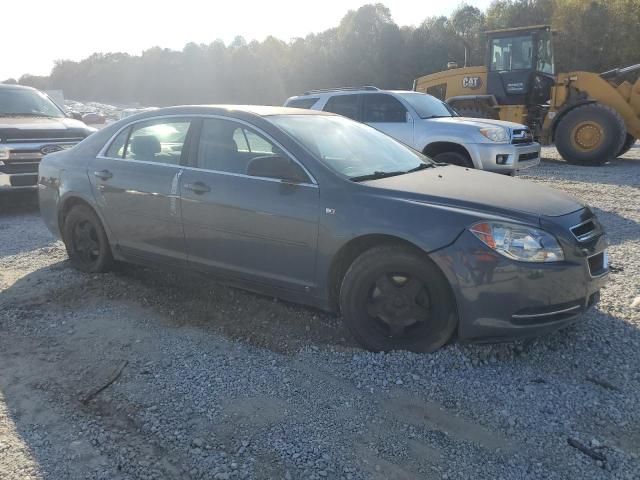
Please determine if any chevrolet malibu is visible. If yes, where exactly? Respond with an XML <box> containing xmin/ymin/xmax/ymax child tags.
<box><xmin>38</xmin><ymin>106</ymin><xmax>609</xmax><ymax>352</ymax></box>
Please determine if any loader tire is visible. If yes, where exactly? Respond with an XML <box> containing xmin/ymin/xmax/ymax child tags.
<box><xmin>555</xmin><ymin>103</ymin><xmax>626</xmax><ymax>166</ymax></box>
<box><xmin>617</xmin><ymin>134</ymin><xmax>636</xmax><ymax>157</ymax></box>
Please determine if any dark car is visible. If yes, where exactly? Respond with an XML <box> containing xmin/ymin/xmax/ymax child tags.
<box><xmin>38</xmin><ymin>105</ymin><xmax>609</xmax><ymax>352</ymax></box>
<box><xmin>0</xmin><ymin>84</ymin><xmax>95</xmax><ymax>191</ymax></box>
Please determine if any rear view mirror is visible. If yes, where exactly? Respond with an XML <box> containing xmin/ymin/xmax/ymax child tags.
<box><xmin>246</xmin><ymin>155</ymin><xmax>309</xmax><ymax>183</ymax></box>
<box><xmin>67</xmin><ymin>111</ymin><xmax>83</xmax><ymax>121</ymax></box>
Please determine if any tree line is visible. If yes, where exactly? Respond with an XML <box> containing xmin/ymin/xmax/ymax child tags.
<box><xmin>5</xmin><ymin>0</ymin><xmax>640</xmax><ymax>106</ymax></box>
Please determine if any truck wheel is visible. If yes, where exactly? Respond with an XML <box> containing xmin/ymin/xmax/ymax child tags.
<box><xmin>555</xmin><ymin>103</ymin><xmax>626</xmax><ymax>166</ymax></box>
<box><xmin>433</xmin><ymin>151</ymin><xmax>474</xmax><ymax>168</ymax></box>
<box><xmin>62</xmin><ymin>205</ymin><xmax>114</xmax><ymax>273</ymax></box>
<box><xmin>618</xmin><ymin>134</ymin><xmax>636</xmax><ymax>157</ymax></box>
<box><xmin>339</xmin><ymin>244</ymin><xmax>457</xmax><ymax>353</ymax></box>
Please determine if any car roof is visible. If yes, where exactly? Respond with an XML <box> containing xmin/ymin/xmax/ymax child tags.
<box><xmin>289</xmin><ymin>89</ymin><xmax>421</xmax><ymax>99</ymax></box>
<box><xmin>120</xmin><ymin>104</ymin><xmax>335</xmax><ymax>122</ymax></box>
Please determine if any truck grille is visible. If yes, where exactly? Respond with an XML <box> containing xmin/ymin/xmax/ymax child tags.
<box><xmin>9</xmin><ymin>175</ymin><xmax>38</xmax><ymax>187</ymax></box>
<box><xmin>511</xmin><ymin>129</ymin><xmax>533</xmax><ymax>144</ymax></box>
<box><xmin>0</xmin><ymin>160</ymin><xmax>40</xmax><ymax>174</ymax></box>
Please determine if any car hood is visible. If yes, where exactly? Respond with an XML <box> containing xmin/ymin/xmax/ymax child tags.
<box><xmin>0</xmin><ymin>116</ymin><xmax>88</xmax><ymax>130</ymax></box>
<box><xmin>426</xmin><ymin>116</ymin><xmax>527</xmax><ymax>131</ymax></box>
<box><xmin>362</xmin><ymin>165</ymin><xmax>583</xmax><ymax>218</ymax></box>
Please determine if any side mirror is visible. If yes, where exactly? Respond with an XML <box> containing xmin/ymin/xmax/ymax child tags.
<box><xmin>246</xmin><ymin>155</ymin><xmax>309</xmax><ymax>183</ymax></box>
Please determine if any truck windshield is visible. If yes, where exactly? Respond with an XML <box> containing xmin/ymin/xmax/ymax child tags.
<box><xmin>0</xmin><ymin>89</ymin><xmax>66</xmax><ymax>118</ymax></box>
<box><xmin>394</xmin><ymin>92</ymin><xmax>456</xmax><ymax>119</ymax></box>
<box><xmin>270</xmin><ymin>114</ymin><xmax>432</xmax><ymax>181</ymax></box>
<box><xmin>490</xmin><ymin>35</ymin><xmax>533</xmax><ymax>71</ymax></box>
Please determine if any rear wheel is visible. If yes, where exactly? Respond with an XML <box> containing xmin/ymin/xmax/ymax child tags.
<box><xmin>339</xmin><ymin>245</ymin><xmax>457</xmax><ymax>353</ymax></box>
<box><xmin>433</xmin><ymin>151</ymin><xmax>474</xmax><ymax>168</ymax></box>
<box><xmin>618</xmin><ymin>133</ymin><xmax>636</xmax><ymax>157</ymax></box>
<box><xmin>555</xmin><ymin>103</ymin><xmax>626</xmax><ymax>166</ymax></box>
<box><xmin>62</xmin><ymin>205</ymin><xmax>114</xmax><ymax>273</ymax></box>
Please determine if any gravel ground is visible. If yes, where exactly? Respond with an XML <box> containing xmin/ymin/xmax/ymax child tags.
<box><xmin>1</xmin><ymin>146</ymin><xmax>639</xmax><ymax>480</ymax></box>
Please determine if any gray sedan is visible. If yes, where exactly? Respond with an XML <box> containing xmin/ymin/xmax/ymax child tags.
<box><xmin>38</xmin><ymin>106</ymin><xmax>609</xmax><ymax>352</ymax></box>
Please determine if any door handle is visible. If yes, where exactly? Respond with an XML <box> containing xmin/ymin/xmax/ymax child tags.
<box><xmin>93</xmin><ymin>169</ymin><xmax>113</xmax><ymax>180</ymax></box>
<box><xmin>184</xmin><ymin>181</ymin><xmax>211</xmax><ymax>194</ymax></box>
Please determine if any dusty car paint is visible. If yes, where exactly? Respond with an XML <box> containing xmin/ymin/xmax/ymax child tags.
<box><xmin>39</xmin><ymin>105</ymin><xmax>608</xmax><ymax>342</ymax></box>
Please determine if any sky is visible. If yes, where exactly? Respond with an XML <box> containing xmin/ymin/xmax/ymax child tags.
<box><xmin>3</xmin><ymin>0</ymin><xmax>492</xmax><ymax>81</ymax></box>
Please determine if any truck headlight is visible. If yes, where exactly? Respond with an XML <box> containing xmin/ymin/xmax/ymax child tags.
<box><xmin>479</xmin><ymin>127</ymin><xmax>510</xmax><ymax>143</ymax></box>
<box><xmin>470</xmin><ymin>221</ymin><xmax>564</xmax><ymax>262</ymax></box>
<box><xmin>0</xmin><ymin>147</ymin><xmax>9</xmax><ymax>161</ymax></box>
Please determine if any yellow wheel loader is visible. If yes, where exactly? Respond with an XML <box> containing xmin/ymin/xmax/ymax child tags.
<box><xmin>413</xmin><ymin>25</ymin><xmax>640</xmax><ymax>166</ymax></box>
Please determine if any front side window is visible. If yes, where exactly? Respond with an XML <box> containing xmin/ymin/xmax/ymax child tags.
<box><xmin>270</xmin><ymin>115</ymin><xmax>429</xmax><ymax>181</ymax></box>
<box><xmin>197</xmin><ymin>118</ymin><xmax>293</xmax><ymax>178</ymax></box>
<box><xmin>393</xmin><ymin>92</ymin><xmax>455</xmax><ymax>119</ymax></box>
<box><xmin>123</xmin><ymin>120</ymin><xmax>190</xmax><ymax>164</ymax></box>
<box><xmin>490</xmin><ymin>35</ymin><xmax>533</xmax><ymax>71</ymax></box>
<box><xmin>323</xmin><ymin>95</ymin><xmax>360</xmax><ymax>120</ymax></box>
<box><xmin>362</xmin><ymin>94</ymin><xmax>407</xmax><ymax>123</ymax></box>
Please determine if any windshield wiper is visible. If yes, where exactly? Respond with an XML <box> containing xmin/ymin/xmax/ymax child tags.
<box><xmin>422</xmin><ymin>115</ymin><xmax>451</xmax><ymax>119</ymax></box>
<box><xmin>406</xmin><ymin>163</ymin><xmax>433</xmax><ymax>173</ymax></box>
<box><xmin>350</xmin><ymin>170</ymin><xmax>406</xmax><ymax>182</ymax></box>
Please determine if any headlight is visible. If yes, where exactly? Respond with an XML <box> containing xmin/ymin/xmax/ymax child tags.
<box><xmin>479</xmin><ymin>127</ymin><xmax>510</xmax><ymax>143</ymax></box>
<box><xmin>470</xmin><ymin>221</ymin><xmax>564</xmax><ymax>262</ymax></box>
<box><xmin>0</xmin><ymin>146</ymin><xmax>9</xmax><ymax>161</ymax></box>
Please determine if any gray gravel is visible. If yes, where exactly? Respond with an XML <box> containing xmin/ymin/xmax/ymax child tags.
<box><xmin>1</xmin><ymin>146</ymin><xmax>639</xmax><ymax>480</ymax></box>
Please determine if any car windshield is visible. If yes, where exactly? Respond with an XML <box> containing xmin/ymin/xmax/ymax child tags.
<box><xmin>394</xmin><ymin>92</ymin><xmax>456</xmax><ymax>119</ymax></box>
<box><xmin>270</xmin><ymin>114</ymin><xmax>432</xmax><ymax>181</ymax></box>
<box><xmin>0</xmin><ymin>88</ymin><xmax>65</xmax><ymax>118</ymax></box>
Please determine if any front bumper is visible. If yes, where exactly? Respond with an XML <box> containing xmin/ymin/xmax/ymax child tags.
<box><xmin>467</xmin><ymin>141</ymin><xmax>541</xmax><ymax>174</ymax></box>
<box><xmin>430</xmin><ymin>212</ymin><xmax>608</xmax><ymax>342</ymax></box>
<box><xmin>1</xmin><ymin>142</ymin><xmax>77</xmax><ymax>191</ymax></box>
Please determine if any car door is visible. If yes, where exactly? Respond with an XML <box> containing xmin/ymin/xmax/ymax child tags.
<box><xmin>89</xmin><ymin>117</ymin><xmax>193</xmax><ymax>265</ymax></box>
<box><xmin>180</xmin><ymin>117</ymin><xmax>320</xmax><ymax>291</ymax></box>
<box><xmin>361</xmin><ymin>93</ymin><xmax>414</xmax><ymax>146</ymax></box>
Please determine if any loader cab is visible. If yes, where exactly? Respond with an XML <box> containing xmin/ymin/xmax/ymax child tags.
<box><xmin>486</xmin><ymin>25</ymin><xmax>556</xmax><ymax>106</ymax></box>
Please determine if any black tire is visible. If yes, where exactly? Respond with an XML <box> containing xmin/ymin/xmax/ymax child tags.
<box><xmin>62</xmin><ymin>205</ymin><xmax>114</xmax><ymax>273</ymax></box>
<box><xmin>339</xmin><ymin>244</ymin><xmax>457</xmax><ymax>353</ymax></box>
<box><xmin>555</xmin><ymin>103</ymin><xmax>626</xmax><ymax>166</ymax></box>
<box><xmin>433</xmin><ymin>151</ymin><xmax>474</xmax><ymax>168</ymax></box>
<box><xmin>618</xmin><ymin>133</ymin><xmax>636</xmax><ymax>157</ymax></box>
<box><xmin>453</xmin><ymin>103</ymin><xmax>498</xmax><ymax>120</ymax></box>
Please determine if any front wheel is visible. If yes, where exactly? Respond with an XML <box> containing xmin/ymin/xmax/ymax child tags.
<box><xmin>62</xmin><ymin>205</ymin><xmax>114</xmax><ymax>273</ymax></box>
<box><xmin>433</xmin><ymin>151</ymin><xmax>474</xmax><ymax>168</ymax></box>
<box><xmin>339</xmin><ymin>245</ymin><xmax>457</xmax><ymax>353</ymax></box>
<box><xmin>555</xmin><ymin>103</ymin><xmax>626</xmax><ymax>166</ymax></box>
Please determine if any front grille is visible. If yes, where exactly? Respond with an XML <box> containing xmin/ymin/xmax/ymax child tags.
<box><xmin>9</xmin><ymin>174</ymin><xmax>38</xmax><ymax>187</ymax></box>
<box><xmin>518</xmin><ymin>152</ymin><xmax>538</xmax><ymax>162</ymax></box>
<box><xmin>588</xmin><ymin>251</ymin><xmax>607</xmax><ymax>277</ymax></box>
<box><xmin>511</xmin><ymin>128</ymin><xmax>533</xmax><ymax>144</ymax></box>
<box><xmin>0</xmin><ymin>161</ymin><xmax>40</xmax><ymax>174</ymax></box>
<box><xmin>571</xmin><ymin>219</ymin><xmax>597</xmax><ymax>242</ymax></box>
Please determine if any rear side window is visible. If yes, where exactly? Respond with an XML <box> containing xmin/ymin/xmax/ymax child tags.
<box><xmin>362</xmin><ymin>94</ymin><xmax>407</xmax><ymax>123</ymax></box>
<box><xmin>323</xmin><ymin>95</ymin><xmax>360</xmax><ymax>120</ymax></box>
<box><xmin>286</xmin><ymin>97</ymin><xmax>320</xmax><ymax>109</ymax></box>
<box><xmin>124</xmin><ymin>120</ymin><xmax>190</xmax><ymax>164</ymax></box>
<box><xmin>105</xmin><ymin>128</ymin><xmax>130</xmax><ymax>158</ymax></box>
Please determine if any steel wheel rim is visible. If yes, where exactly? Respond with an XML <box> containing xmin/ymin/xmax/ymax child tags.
<box><xmin>571</xmin><ymin>121</ymin><xmax>604</xmax><ymax>152</ymax></box>
<box><xmin>366</xmin><ymin>273</ymin><xmax>431</xmax><ymax>338</ymax></box>
<box><xmin>72</xmin><ymin>220</ymin><xmax>100</xmax><ymax>263</ymax></box>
